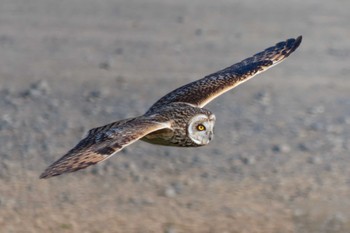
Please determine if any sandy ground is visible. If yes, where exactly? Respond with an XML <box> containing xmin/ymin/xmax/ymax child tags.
<box><xmin>0</xmin><ymin>0</ymin><xmax>350</xmax><ymax>232</ymax></box>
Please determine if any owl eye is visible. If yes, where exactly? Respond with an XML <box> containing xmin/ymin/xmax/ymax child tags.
<box><xmin>196</xmin><ymin>124</ymin><xmax>206</xmax><ymax>131</ymax></box>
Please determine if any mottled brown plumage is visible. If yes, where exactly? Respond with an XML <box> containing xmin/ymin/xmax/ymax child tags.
<box><xmin>40</xmin><ymin>36</ymin><xmax>302</xmax><ymax>179</ymax></box>
<box><xmin>40</xmin><ymin>117</ymin><xmax>172</xmax><ymax>178</ymax></box>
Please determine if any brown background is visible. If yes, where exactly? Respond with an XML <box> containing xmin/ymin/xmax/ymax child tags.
<box><xmin>1</xmin><ymin>0</ymin><xmax>350</xmax><ymax>232</ymax></box>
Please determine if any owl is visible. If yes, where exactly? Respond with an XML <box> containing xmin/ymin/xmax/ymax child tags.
<box><xmin>40</xmin><ymin>36</ymin><xmax>302</xmax><ymax>178</ymax></box>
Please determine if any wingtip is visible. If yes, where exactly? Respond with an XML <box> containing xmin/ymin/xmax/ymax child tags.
<box><xmin>284</xmin><ymin>35</ymin><xmax>302</xmax><ymax>56</ymax></box>
<box><xmin>295</xmin><ymin>35</ymin><xmax>303</xmax><ymax>47</ymax></box>
<box><xmin>291</xmin><ymin>35</ymin><xmax>302</xmax><ymax>53</ymax></box>
<box><xmin>39</xmin><ymin>167</ymin><xmax>60</xmax><ymax>179</ymax></box>
<box><xmin>39</xmin><ymin>171</ymin><xmax>50</xmax><ymax>179</ymax></box>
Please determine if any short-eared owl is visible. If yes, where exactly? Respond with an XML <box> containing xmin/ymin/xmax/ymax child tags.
<box><xmin>40</xmin><ymin>36</ymin><xmax>302</xmax><ymax>178</ymax></box>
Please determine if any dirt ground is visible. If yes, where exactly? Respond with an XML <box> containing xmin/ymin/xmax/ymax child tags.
<box><xmin>1</xmin><ymin>0</ymin><xmax>350</xmax><ymax>232</ymax></box>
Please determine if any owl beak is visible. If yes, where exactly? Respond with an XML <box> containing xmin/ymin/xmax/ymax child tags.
<box><xmin>208</xmin><ymin>131</ymin><xmax>214</xmax><ymax>141</ymax></box>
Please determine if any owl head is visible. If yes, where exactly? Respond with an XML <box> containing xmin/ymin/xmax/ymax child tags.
<box><xmin>187</xmin><ymin>113</ymin><xmax>216</xmax><ymax>145</ymax></box>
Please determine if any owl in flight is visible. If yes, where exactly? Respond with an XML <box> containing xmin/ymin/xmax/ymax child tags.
<box><xmin>40</xmin><ymin>36</ymin><xmax>302</xmax><ymax>178</ymax></box>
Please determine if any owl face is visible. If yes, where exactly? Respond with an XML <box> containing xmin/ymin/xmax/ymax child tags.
<box><xmin>188</xmin><ymin>114</ymin><xmax>216</xmax><ymax>145</ymax></box>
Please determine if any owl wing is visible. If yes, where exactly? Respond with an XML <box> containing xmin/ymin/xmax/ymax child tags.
<box><xmin>148</xmin><ymin>36</ymin><xmax>302</xmax><ymax>112</ymax></box>
<box><xmin>40</xmin><ymin>117</ymin><xmax>172</xmax><ymax>178</ymax></box>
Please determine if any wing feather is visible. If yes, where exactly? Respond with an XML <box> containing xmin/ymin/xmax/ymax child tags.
<box><xmin>40</xmin><ymin>117</ymin><xmax>171</xmax><ymax>178</ymax></box>
<box><xmin>147</xmin><ymin>36</ymin><xmax>302</xmax><ymax>111</ymax></box>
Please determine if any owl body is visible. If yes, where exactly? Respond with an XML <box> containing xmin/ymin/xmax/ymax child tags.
<box><xmin>142</xmin><ymin>102</ymin><xmax>215</xmax><ymax>147</ymax></box>
<box><xmin>40</xmin><ymin>36</ymin><xmax>302</xmax><ymax>178</ymax></box>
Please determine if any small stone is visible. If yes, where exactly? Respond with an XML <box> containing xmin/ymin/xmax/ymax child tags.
<box><xmin>0</xmin><ymin>159</ymin><xmax>12</xmax><ymax>179</ymax></box>
<box><xmin>128</xmin><ymin>162</ymin><xmax>138</xmax><ymax>173</ymax></box>
<box><xmin>176</xmin><ymin>16</ymin><xmax>184</xmax><ymax>24</ymax></box>
<box><xmin>99</xmin><ymin>61</ymin><xmax>110</xmax><ymax>70</ymax></box>
<box><xmin>164</xmin><ymin>225</ymin><xmax>177</xmax><ymax>233</ymax></box>
<box><xmin>272</xmin><ymin>144</ymin><xmax>291</xmax><ymax>153</ymax></box>
<box><xmin>345</xmin><ymin>118</ymin><xmax>350</xmax><ymax>125</ymax></box>
<box><xmin>114</xmin><ymin>47</ymin><xmax>123</xmax><ymax>55</ymax></box>
<box><xmin>293</xmin><ymin>208</ymin><xmax>305</xmax><ymax>217</ymax></box>
<box><xmin>308</xmin><ymin>105</ymin><xmax>325</xmax><ymax>115</ymax></box>
<box><xmin>309</xmin><ymin>122</ymin><xmax>325</xmax><ymax>131</ymax></box>
<box><xmin>307</xmin><ymin>156</ymin><xmax>323</xmax><ymax>164</ymax></box>
<box><xmin>298</xmin><ymin>143</ymin><xmax>309</xmax><ymax>152</ymax></box>
<box><xmin>254</xmin><ymin>91</ymin><xmax>271</xmax><ymax>105</ymax></box>
<box><xmin>325</xmin><ymin>213</ymin><xmax>346</xmax><ymax>232</ymax></box>
<box><xmin>190</xmin><ymin>155</ymin><xmax>203</xmax><ymax>166</ymax></box>
<box><xmin>90</xmin><ymin>163</ymin><xmax>106</xmax><ymax>176</ymax></box>
<box><xmin>240</xmin><ymin>155</ymin><xmax>255</xmax><ymax>165</ymax></box>
<box><xmin>22</xmin><ymin>80</ymin><xmax>50</xmax><ymax>97</ymax></box>
<box><xmin>84</xmin><ymin>90</ymin><xmax>103</xmax><ymax>102</ymax></box>
<box><xmin>116</xmin><ymin>75</ymin><xmax>128</xmax><ymax>90</ymax></box>
<box><xmin>326</xmin><ymin>125</ymin><xmax>342</xmax><ymax>134</ymax></box>
<box><xmin>195</xmin><ymin>28</ymin><xmax>203</xmax><ymax>36</ymax></box>
<box><xmin>170</xmin><ymin>182</ymin><xmax>183</xmax><ymax>194</ymax></box>
<box><xmin>201</xmin><ymin>172</ymin><xmax>209</xmax><ymax>178</ymax></box>
<box><xmin>0</xmin><ymin>35</ymin><xmax>14</xmax><ymax>45</ymax></box>
<box><xmin>164</xmin><ymin>186</ymin><xmax>177</xmax><ymax>198</ymax></box>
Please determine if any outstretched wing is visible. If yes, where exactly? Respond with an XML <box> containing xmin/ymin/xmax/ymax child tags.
<box><xmin>147</xmin><ymin>36</ymin><xmax>302</xmax><ymax>112</ymax></box>
<box><xmin>40</xmin><ymin>117</ymin><xmax>172</xmax><ymax>178</ymax></box>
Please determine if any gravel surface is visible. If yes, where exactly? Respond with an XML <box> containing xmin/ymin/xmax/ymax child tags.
<box><xmin>0</xmin><ymin>0</ymin><xmax>350</xmax><ymax>232</ymax></box>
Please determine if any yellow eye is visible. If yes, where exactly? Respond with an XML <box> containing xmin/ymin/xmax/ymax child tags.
<box><xmin>196</xmin><ymin>124</ymin><xmax>206</xmax><ymax>131</ymax></box>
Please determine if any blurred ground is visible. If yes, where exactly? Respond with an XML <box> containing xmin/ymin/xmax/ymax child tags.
<box><xmin>0</xmin><ymin>0</ymin><xmax>350</xmax><ymax>232</ymax></box>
